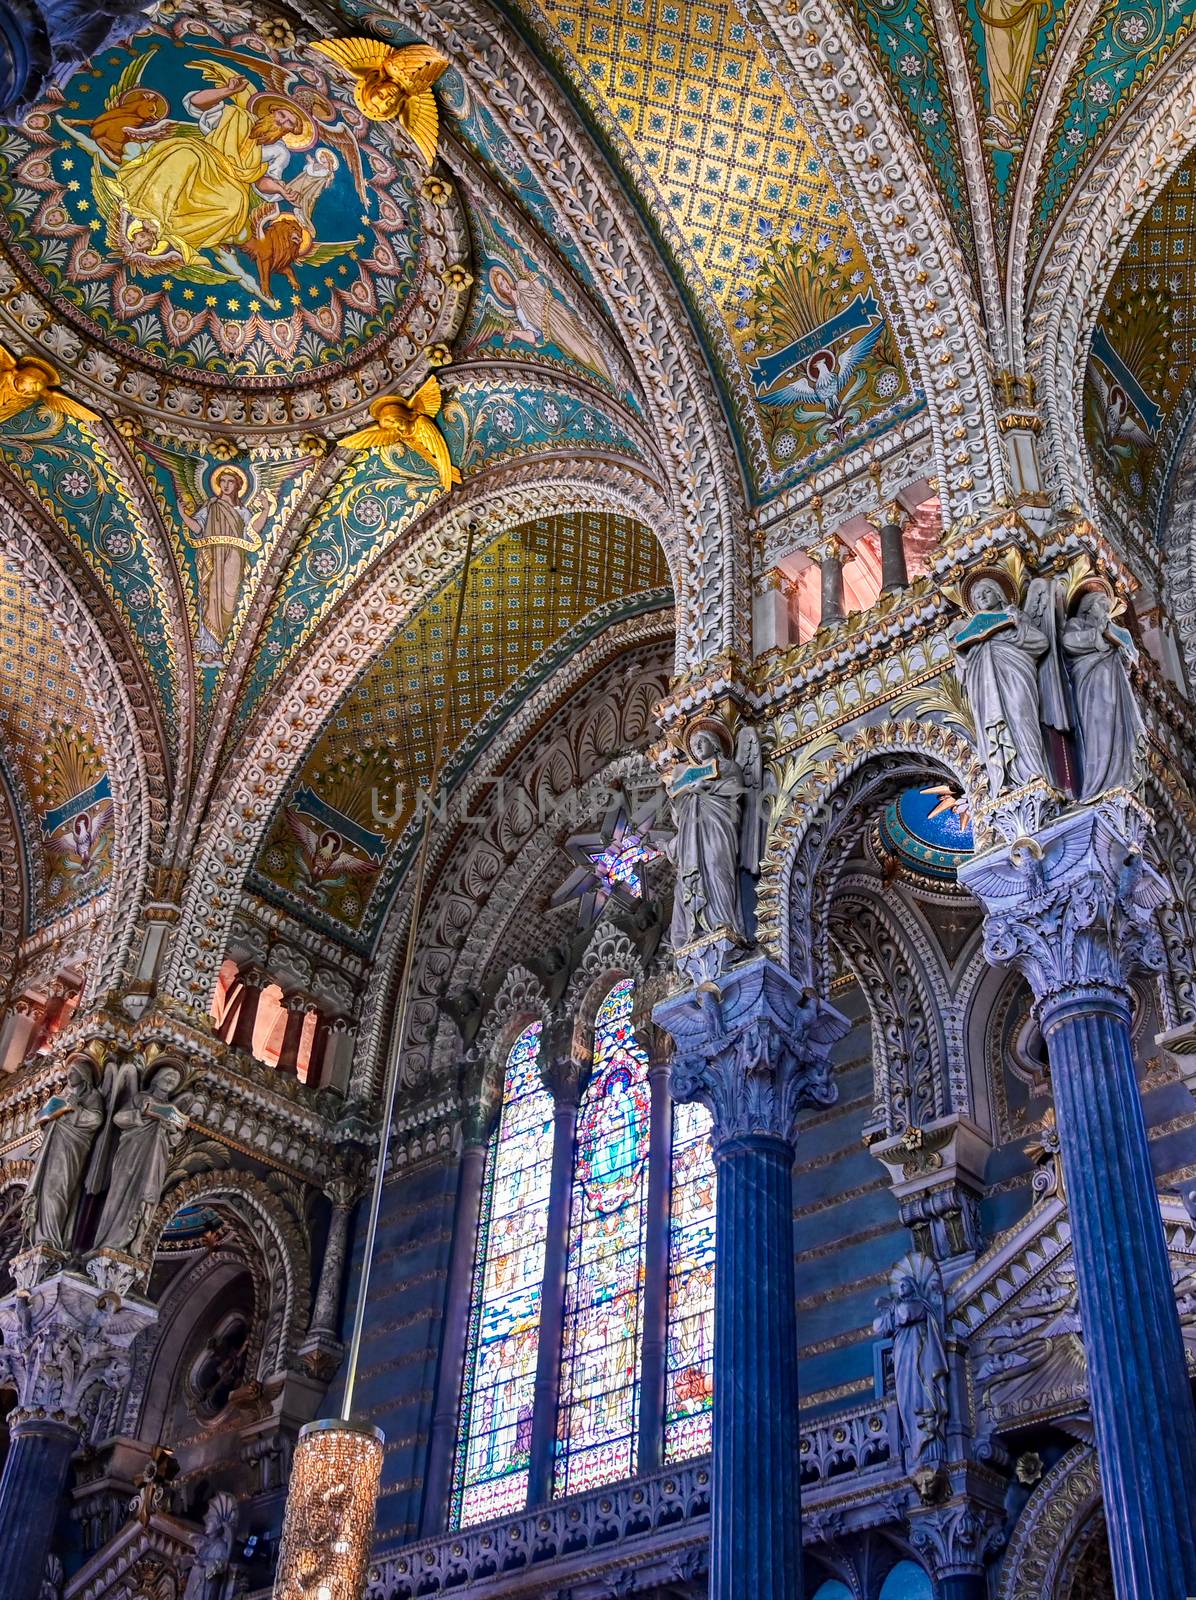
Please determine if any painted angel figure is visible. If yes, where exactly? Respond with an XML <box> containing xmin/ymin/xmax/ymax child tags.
<box><xmin>665</xmin><ymin>719</ymin><xmax>762</xmax><ymax>949</ymax></box>
<box><xmin>138</xmin><ymin>443</ymin><xmax>315</xmax><ymax>664</ymax></box>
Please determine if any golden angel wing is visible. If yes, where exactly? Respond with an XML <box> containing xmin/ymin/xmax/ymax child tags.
<box><xmin>311</xmin><ymin>36</ymin><xmax>396</xmax><ymax>76</ymax></box>
<box><xmin>48</xmin><ymin>392</ymin><xmax>101</xmax><ymax>424</ymax></box>
<box><xmin>402</xmin><ymin>89</ymin><xmax>439</xmax><ymax>166</ymax></box>
<box><xmin>407</xmin><ymin>375</ymin><xmax>443</xmax><ymax>418</ymax></box>
<box><xmin>389</xmin><ymin>44</ymin><xmax>450</xmax><ymax>88</ymax></box>
<box><xmin>191</xmin><ymin>59</ymin><xmax>247</xmax><ymax>89</ymax></box>
<box><xmin>341</xmin><ymin>422</ymin><xmax>397</xmax><ymax>451</ymax></box>
<box><xmin>407</xmin><ymin>415</ymin><xmax>458</xmax><ymax>490</ymax></box>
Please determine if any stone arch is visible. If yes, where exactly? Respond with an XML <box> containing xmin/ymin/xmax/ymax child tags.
<box><xmin>0</xmin><ymin>762</ymin><xmax>27</xmax><ymax>990</ymax></box>
<box><xmin>0</xmin><ymin>498</ymin><xmax>165</xmax><ymax>1003</ymax></box>
<box><xmin>144</xmin><ymin>1171</ymin><xmax>310</xmax><ymax>1382</ymax></box>
<box><xmin>162</xmin><ymin>461</ymin><xmax>676</xmax><ymax>1014</ymax></box>
<box><xmin>1024</xmin><ymin>50</ymin><xmax>1196</xmax><ymax>512</ymax></box>
<box><xmin>758</xmin><ymin>721</ymin><xmax>983</xmax><ymax>986</ymax></box>
<box><xmin>996</xmin><ymin>1445</ymin><xmax>1104</xmax><ymax>1600</ymax></box>
<box><xmin>313</xmin><ymin>614</ymin><xmax>671</xmax><ymax>1100</ymax></box>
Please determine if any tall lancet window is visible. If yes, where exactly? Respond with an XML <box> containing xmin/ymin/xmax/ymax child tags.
<box><xmin>664</xmin><ymin>1099</ymin><xmax>716</xmax><ymax>1459</ymax></box>
<box><xmin>453</xmin><ymin>1021</ymin><xmax>553</xmax><ymax>1527</ymax></box>
<box><xmin>554</xmin><ymin>977</ymin><xmax>651</xmax><ymax>1496</ymax></box>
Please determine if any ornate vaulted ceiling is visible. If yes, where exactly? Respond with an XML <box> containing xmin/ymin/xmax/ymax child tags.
<box><xmin>251</xmin><ymin>510</ymin><xmax>670</xmax><ymax>948</ymax></box>
<box><xmin>0</xmin><ymin>0</ymin><xmax>1192</xmax><ymax>974</ymax></box>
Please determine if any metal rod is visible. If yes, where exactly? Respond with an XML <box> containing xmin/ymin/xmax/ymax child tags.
<box><xmin>341</xmin><ymin>516</ymin><xmax>479</xmax><ymax>1421</ymax></box>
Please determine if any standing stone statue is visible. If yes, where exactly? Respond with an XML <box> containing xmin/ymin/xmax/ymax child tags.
<box><xmin>23</xmin><ymin>1053</ymin><xmax>107</xmax><ymax>1252</ymax></box>
<box><xmin>1062</xmin><ymin>583</ymin><xmax>1145</xmax><ymax>798</ymax></box>
<box><xmin>874</xmin><ymin>1253</ymin><xmax>949</xmax><ymax>1489</ymax></box>
<box><xmin>665</xmin><ymin>719</ymin><xmax>761</xmax><ymax>948</ymax></box>
<box><xmin>181</xmin><ymin>1491</ymin><xmax>238</xmax><ymax>1600</ymax></box>
<box><xmin>93</xmin><ymin>1063</ymin><xmax>190</xmax><ymax>1255</ymax></box>
<box><xmin>950</xmin><ymin>571</ymin><xmax>1055</xmax><ymax>798</ymax></box>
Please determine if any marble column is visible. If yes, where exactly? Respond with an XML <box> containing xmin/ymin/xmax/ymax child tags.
<box><xmin>0</xmin><ymin>1266</ymin><xmax>155</xmax><ymax>1600</ymax></box>
<box><xmin>654</xmin><ymin>958</ymin><xmax>848</xmax><ymax>1600</ymax></box>
<box><xmin>421</xmin><ymin>1071</ymin><xmax>496</xmax><ymax>1535</ymax></box>
<box><xmin>298</xmin><ymin>1183</ymin><xmax>357</xmax><ymax>1382</ymax></box>
<box><xmin>527</xmin><ymin>1044</ymin><xmax>584</xmax><ymax>1506</ymax></box>
<box><xmin>811</xmin><ymin>532</ymin><xmax>853</xmax><ymax>627</ymax></box>
<box><xmin>276</xmin><ymin>993</ymin><xmax>310</xmax><ymax>1075</ymax></box>
<box><xmin>908</xmin><ymin>1497</ymin><xmax>1003</xmax><ymax>1600</ymax></box>
<box><xmin>960</xmin><ymin>799</ymin><xmax>1196</xmax><ymax>1598</ymax></box>
<box><xmin>870</xmin><ymin>503</ymin><xmax>909</xmax><ymax>592</ymax></box>
<box><xmin>226</xmin><ymin>968</ymin><xmax>264</xmax><ymax>1055</ymax></box>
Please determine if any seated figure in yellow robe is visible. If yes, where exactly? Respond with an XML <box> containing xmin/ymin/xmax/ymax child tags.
<box><xmin>112</xmin><ymin>75</ymin><xmax>313</xmax><ymax>268</ymax></box>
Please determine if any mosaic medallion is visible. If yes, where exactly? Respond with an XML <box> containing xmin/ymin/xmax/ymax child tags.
<box><xmin>0</xmin><ymin>2</ymin><xmax>467</xmax><ymax>415</ymax></box>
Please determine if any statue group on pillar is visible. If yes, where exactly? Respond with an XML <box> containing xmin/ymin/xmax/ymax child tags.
<box><xmin>23</xmin><ymin>1047</ymin><xmax>191</xmax><ymax>1265</ymax></box>
<box><xmin>950</xmin><ymin>567</ymin><xmax>1144</xmax><ymax>807</ymax></box>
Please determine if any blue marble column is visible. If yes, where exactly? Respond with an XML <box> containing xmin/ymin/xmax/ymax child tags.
<box><xmin>961</xmin><ymin>799</ymin><xmax>1196</xmax><ymax>1598</ymax></box>
<box><xmin>0</xmin><ymin>1418</ymin><xmax>77</xmax><ymax>1600</ymax></box>
<box><xmin>655</xmin><ymin>958</ymin><xmax>847</xmax><ymax>1600</ymax></box>
<box><xmin>0</xmin><ymin>1266</ymin><xmax>155</xmax><ymax>1600</ymax></box>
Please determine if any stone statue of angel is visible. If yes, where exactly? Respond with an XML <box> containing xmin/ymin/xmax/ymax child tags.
<box><xmin>665</xmin><ymin>718</ymin><xmax>762</xmax><ymax>949</ymax></box>
<box><xmin>874</xmin><ymin>1252</ymin><xmax>949</xmax><ymax>1487</ymax></box>
<box><xmin>949</xmin><ymin>568</ymin><xmax>1060</xmax><ymax>798</ymax></box>
<box><xmin>93</xmin><ymin>1059</ymin><xmax>191</xmax><ymax>1256</ymax></box>
<box><xmin>1061</xmin><ymin>579</ymin><xmax>1145</xmax><ymax>798</ymax></box>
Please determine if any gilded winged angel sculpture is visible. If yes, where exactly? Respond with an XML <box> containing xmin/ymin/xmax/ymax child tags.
<box><xmin>0</xmin><ymin>345</ymin><xmax>99</xmax><ymax>428</ymax></box>
<box><xmin>341</xmin><ymin>376</ymin><xmax>460</xmax><ymax>491</ymax></box>
<box><xmin>311</xmin><ymin>38</ymin><xmax>449</xmax><ymax>164</ymax></box>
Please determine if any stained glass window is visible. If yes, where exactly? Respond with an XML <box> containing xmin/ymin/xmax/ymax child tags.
<box><xmin>453</xmin><ymin>1021</ymin><xmax>553</xmax><ymax>1527</ymax></box>
<box><xmin>664</xmin><ymin>1099</ymin><xmax>716</xmax><ymax>1460</ymax></box>
<box><xmin>554</xmin><ymin>977</ymin><xmax>652</xmax><ymax>1496</ymax></box>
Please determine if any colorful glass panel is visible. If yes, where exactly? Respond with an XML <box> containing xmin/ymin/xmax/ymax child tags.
<box><xmin>554</xmin><ymin>977</ymin><xmax>651</xmax><ymax>1496</ymax></box>
<box><xmin>587</xmin><ymin>832</ymin><xmax>661</xmax><ymax>899</ymax></box>
<box><xmin>664</xmin><ymin>1098</ymin><xmax>716</xmax><ymax>1460</ymax></box>
<box><xmin>453</xmin><ymin>1021</ymin><xmax>553</xmax><ymax>1527</ymax></box>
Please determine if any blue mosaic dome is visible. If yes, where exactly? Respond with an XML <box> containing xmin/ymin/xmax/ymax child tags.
<box><xmin>877</xmin><ymin>786</ymin><xmax>973</xmax><ymax>882</ymax></box>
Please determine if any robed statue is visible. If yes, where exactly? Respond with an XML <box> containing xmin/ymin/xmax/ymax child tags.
<box><xmin>93</xmin><ymin>1062</ymin><xmax>191</xmax><ymax>1255</ymax></box>
<box><xmin>23</xmin><ymin>1053</ymin><xmax>107</xmax><ymax>1252</ymax></box>
<box><xmin>181</xmin><ymin>1491</ymin><xmax>238</xmax><ymax>1600</ymax></box>
<box><xmin>874</xmin><ymin>1253</ymin><xmax>949</xmax><ymax>1484</ymax></box>
<box><xmin>949</xmin><ymin>567</ymin><xmax>1078</xmax><ymax>800</ymax></box>
<box><xmin>665</xmin><ymin>719</ymin><xmax>762</xmax><ymax>949</ymax></box>
<box><xmin>1061</xmin><ymin>582</ymin><xmax>1145</xmax><ymax>798</ymax></box>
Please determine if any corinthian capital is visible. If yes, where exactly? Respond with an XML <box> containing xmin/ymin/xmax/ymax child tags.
<box><xmin>0</xmin><ymin>1270</ymin><xmax>156</xmax><ymax>1436</ymax></box>
<box><xmin>958</xmin><ymin>798</ymin><xmax>1167</xmax><ymax>1011</ymax></box>
<box><xmin>653</xmin><ymin>957</ymin><xmax>848</xmax><ymax>1149</ymax></box>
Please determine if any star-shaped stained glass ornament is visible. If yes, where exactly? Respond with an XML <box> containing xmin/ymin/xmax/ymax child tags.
<box><xmin>551</xmin><ymin>801</ymin><xmax>669</xmax><ymax>927</ymax></box>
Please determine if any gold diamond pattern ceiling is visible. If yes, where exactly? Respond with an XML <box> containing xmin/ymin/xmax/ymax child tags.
<box><xmin>252</xmin><ymin>511</ymin><xmax>670</xmax><ymax>942</ymax></box>
<box><xmin>513</xmin><ymin>0</ymin><xmax>918</xmax><ymax>492</ymax></box>
<box><xmin>0</xmin><ymin>555</ymin><xmax>112</xmax><ymax>929</ymax></box>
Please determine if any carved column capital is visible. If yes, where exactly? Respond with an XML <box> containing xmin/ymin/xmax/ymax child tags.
<box><xmin>908</xmin><ymin>1498</ymin><xmax>1005</xmax><ymax>1580</ymax></box>
<box><xmin>0</xmin><ymin>1271</ymin><xmax>155</xmax><ymax>1438</ymax></box>
<box><xmin>654</xmin><ymin>957</ymin><xmax>848</xmax><ymax>1151</ymax></box>
<box><xmin>958</xmin><ymin>798</ymin><xmax>1167</xmax><ymax>1020</ymax></box>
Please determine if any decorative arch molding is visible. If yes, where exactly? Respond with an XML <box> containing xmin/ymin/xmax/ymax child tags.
<box><xmin>1003</xmin><ymin>0</ymin><xmax>1112</xmax><ymax>371</ymax></box>
<box><xmin>995</xmin><ymin>1445</ymin><xmax>1103</xmax><ymax>1600</ymax></box>
<box><xmin>1161</xmin><ymin>419</ymin><xmax>1196</xmax><ymax>684</ymax></box>
<box><xmin>830</xmin><ymin>887</ymin><xmax>948</xmax><ymax>1133</ymax></box>
<box><xmin>0</xmin><ymin>499</ymin><xmax>163</xmax><ymax>1004</ymax></box>
<box><xmin>758</xmin><ymin>721</ymin><xmax>983</xmax><ymax>986</ymax></box>
<box><xmin>363</xmin><ymin>0</ymin><xmax>749</xmax><ymax>665</ymax></box>
<box><xmin>0</xmin><ymin>761</ymin><xmax>27</xmax><ymax>990</ymax></box>
<box><xmin>1144</xmin><ymin>757</ymin><xmax>1196</xmax><ymax>1028</ymax></box>
<box><xmin>144</xmin><ymin>1171</ymin><xmax>310</xmax><ymax>1382</ymax></box>
<box><xmin>162</xmin><ymin>462</ymin><xmax>675</xmax><ymax>1013</ymax></box>
<box><xmin>1024</xmin><ymin>45</ymin><xmax>1196</xmax><ymax>511</ymax></box>
<box><xmin>352</xmin><ymin>635</ymin><xmax>672</xmax><ymax>1098</ymax></box>
<box><xmin>753</xmin><ymin>0</ymin><xmax>1007</xmax><ymax>527</ymax></box>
